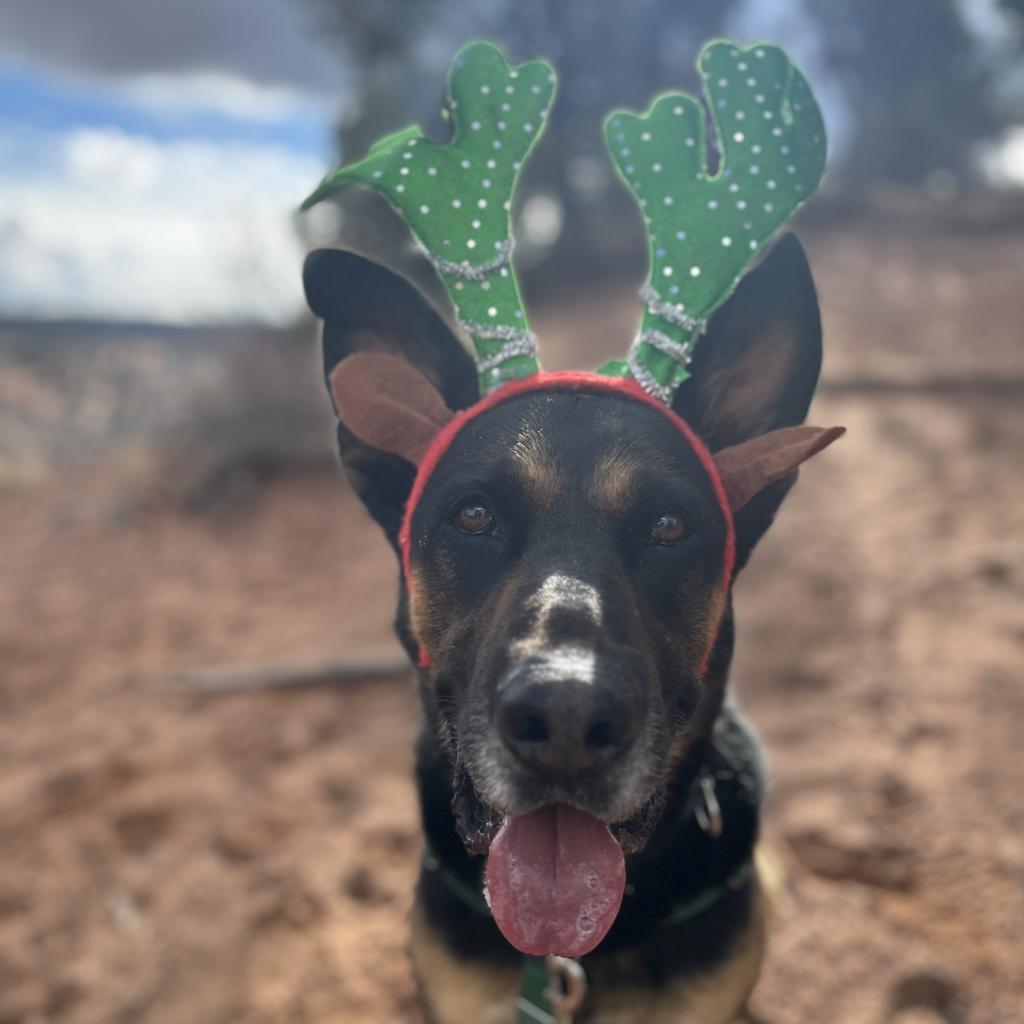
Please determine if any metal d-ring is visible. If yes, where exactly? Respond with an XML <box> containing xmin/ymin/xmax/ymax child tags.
<box><xmin>694</xmin><ymin>772</ymin><xmax>724</xmax><ymax>839</ymax></box>
<box><xmin>544</xmin><ymin>956</ymin><xmax>587</xmax><ymax>1024</ymax></box>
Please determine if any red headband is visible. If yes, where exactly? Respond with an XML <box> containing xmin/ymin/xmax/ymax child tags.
<box><xmin>398</xmin><ymin>372</ymin><xmax>736</xmax><ymax>671</ymax></box>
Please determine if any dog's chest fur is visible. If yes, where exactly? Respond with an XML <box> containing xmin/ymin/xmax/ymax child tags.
<box><xmin>411</xmin><ymin>893</ymin><xmax>766</xmax><ymax>1024</ymax></box>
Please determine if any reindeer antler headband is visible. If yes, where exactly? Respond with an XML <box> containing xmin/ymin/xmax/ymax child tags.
<box><xmin>302</xmin><ymin>38</ymin><xmax>826</xmax><ymax>403</ymax></box>
<box><xmin>302</xmin><ymin>42</ymin><xmax>554</xmax><ymax>394</ymax></box>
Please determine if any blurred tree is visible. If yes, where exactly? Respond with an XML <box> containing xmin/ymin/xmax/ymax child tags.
<box><xmin>807</xmin><ymin>0</ymin><xmax>1022</xmax><ymax>188</ymax></box>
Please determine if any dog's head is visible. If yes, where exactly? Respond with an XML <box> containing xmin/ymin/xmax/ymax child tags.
<box><xmin>305</xmin><ymin>233</ymin><xmax>841</xmax><ymax>952</ymax></box>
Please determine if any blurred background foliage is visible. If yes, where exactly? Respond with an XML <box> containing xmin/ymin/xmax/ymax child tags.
<box><xmin>298</xmin><ymin>0</ymin><xmax>1024</xmax><ymax>295</ymax></box>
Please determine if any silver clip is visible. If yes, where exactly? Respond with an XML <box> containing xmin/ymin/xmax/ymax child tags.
<box><xmin>544</xmin><ymin>956</ymin><xmax>588</xmax><ymax>1024</ymax></box>
<box><xmin>694</xmin><ymin>772</ymin><xmax>723</xmax><ymax>839</ymax></box>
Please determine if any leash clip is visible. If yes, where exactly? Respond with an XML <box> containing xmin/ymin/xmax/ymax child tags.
<box><xmin>544</xmin><ymin>956</ymin><xmax>587</xmax><ymax>1024</ymax></box>
<box><xmin>694</xmin><ymin>772</ymin><xmax>723</xmax><ymax>839</ymax></box>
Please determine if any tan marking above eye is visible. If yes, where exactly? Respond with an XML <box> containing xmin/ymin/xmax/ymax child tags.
<box><xmin>508</xmin><ymin>423</ymin><xmax>559</xmax><ymax>508</ymax></box>
<box><xmin>590</xmin><ymin>446</ymin><xmax>644</xmax><ymax>513</ymax></box>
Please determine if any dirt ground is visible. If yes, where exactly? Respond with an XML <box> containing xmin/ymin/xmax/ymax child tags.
<box><xmin>1</xmin><ymin>216</ymin><xmax>1022</xmax><ymax>1024</ymax></box>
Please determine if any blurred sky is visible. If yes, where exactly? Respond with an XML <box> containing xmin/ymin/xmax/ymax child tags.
<box><xmin>0</xmin><ymin>0</ymin><xmax>1018</xmax><ymax>326</ymax></box>
<box><xmin>0</xmin><ymin>0</ymin><xmax>345</xmax><ymax>325</ymax></box>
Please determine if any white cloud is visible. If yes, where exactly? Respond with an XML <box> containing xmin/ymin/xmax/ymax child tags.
<box><xmin>0</xmin><ymin>126</ymin><xmax>329</xmax><ymax>324</ymax></box>
<box><xmin>980</xmin><ymin>126</ymin><xmax>1024</xmax><ymax>188</ymax></box>
<box><xmin>119</xmin><ymin>69</ymin><xmax>336</xmax><ymax>123</ymax></box>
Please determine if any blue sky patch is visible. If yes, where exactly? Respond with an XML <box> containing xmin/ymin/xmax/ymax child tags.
<box><xmin>0</xmin><ymin>61</ymin><xmax>334</xmax><ymax>157</ymax></box>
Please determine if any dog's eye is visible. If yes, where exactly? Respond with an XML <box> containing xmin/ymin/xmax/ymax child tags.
<box><xmin>651</xmin><ymin>511</ymin><xmax>686</xmax><ymax>545</ymax></box>
<box><xmin>454</xmin><ymin>502</ymin><xmax>496</xmax><ymax>536</ymax></box>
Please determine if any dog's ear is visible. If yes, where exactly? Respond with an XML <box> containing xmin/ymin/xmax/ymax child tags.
<box><xmin>672</xmin><ymin>233</ymin><xmax>822</xmax><ymax>449</ymax></box>
<box><xmin>329</xmin><ymin>352</ymin><xmax>455</xmax><ymax>466</ymax></box>
<box><xmin>713</xmin><ymin>425</ymin><xmax>845</xmax><ymax>513</ymax></box>
<box><xmin>671</xmin><ymin>234</ymin><xmax>840</xmax><ymax>569</ymax></box>
<box><xmin>304</xmin><ymin>249</ymin><xmax>479</xmax><ymax>544</ymax></box>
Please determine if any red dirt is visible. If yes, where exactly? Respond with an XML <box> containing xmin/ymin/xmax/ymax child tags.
<box><xmin>2</xmin><ymin>219</ymin><xmax>1022</xmax><ymax>1023</ymax></box>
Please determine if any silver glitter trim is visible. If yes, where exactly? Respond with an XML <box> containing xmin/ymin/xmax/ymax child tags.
<box><xmin>476</xmin><ymin>336</ymin><xmax>538</xmax><ymax>372</ymax></box>
<box><xmin>636</xmin><ymin>328</ymin><xmax>695</xmax><ymax>365</ymax></box>
<box><xmin>626</xmin><ymin>351</ymin><xmax>673</xmax><ymax>404</ymax></box>
<box><xmin>423</xmin><ymin>239</ymin><xmax>513</xmax><ymax>281</ymax></box>
<box><xmin>641</xmin><ymin>284</ymin><xmax>708</xmax><ymax>334</ymax></box>
<box><xmin>458</xmin><ymin>320</ymin><xmax>537</xmax><ymax>371</ymax></box>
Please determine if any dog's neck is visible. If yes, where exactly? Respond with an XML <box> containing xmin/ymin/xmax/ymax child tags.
<box><xmin>600</xmin><ymin>702</ymin><xmax>762</xmax><ymax>948</ymax></box>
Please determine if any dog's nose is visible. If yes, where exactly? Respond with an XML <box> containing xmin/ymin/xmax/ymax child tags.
<box><xmin>495</xmin><ymin>661</ymin><xmax>639</xmax><ymax>776</ymax></box>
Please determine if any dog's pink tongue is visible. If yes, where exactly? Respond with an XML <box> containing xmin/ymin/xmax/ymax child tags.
<box><xmin>486</xmin><ymin>804</ymin><xmax>625</xmax><ymax>957</ymax></box>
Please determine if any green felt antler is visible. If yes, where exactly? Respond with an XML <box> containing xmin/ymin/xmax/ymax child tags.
<box><xmin>301</xmin><ymin>41</ymin><xmax>556</xmax><ymax>395</ymax></box>
<box><xmin>598</xmin><ymin>40</ymin><xmax>827</xmax><ymax>403</ymax></box>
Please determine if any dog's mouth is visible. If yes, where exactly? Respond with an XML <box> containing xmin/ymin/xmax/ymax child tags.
<box><xmin>451</xmin><ymin>768</ymin><xmax>664</xmax><ymax>957</ymax></box>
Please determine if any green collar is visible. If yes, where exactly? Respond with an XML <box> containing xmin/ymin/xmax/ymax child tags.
<box><xmin>423</xmin><ymin>848</ymin><xmax>753</xmax><ymax>1023</ymax></box>
<box><xmin>423</xmin><ymin>846</ymin><xmax>752</xmax><ymax>926</ymax></box>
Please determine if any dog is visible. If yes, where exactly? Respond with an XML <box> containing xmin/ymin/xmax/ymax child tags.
<box><xmin>303</xmin><ymin>231</ymin><xmax>841</xmax><ymax>1024</ymax></box>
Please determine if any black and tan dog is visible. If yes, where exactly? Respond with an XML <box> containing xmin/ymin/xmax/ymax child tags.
<box><xmin>303</xmin><ymin>233</ymin><xmax>841</xmax><ymax>1024</ymax></box>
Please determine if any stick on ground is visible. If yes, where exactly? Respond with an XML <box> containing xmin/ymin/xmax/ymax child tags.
<box><xmin>157</xmin><ymin>649</ymin><xmax>411</xmax><ymax>696</ymax></box>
